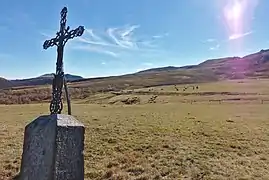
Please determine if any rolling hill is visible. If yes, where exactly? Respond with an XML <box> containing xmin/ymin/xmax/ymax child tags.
<box><xmin>55</xmin><ymin>49</ymin><xmax>269</xmax><ymax>91</ymax></box>
<box><xmin>1</xmin><ymin>49</ymin><xmax>269</xmax><ymax>90</ymax></box>
<box><xmin>135</xmin><ymin>49</ymin><xmax>269</xmax><ymax>80</ymax></box>
<box><xmin>197</xmin><ymin>49</ymin><xmax>269</xmax><ymax>79</ymax></box>
<box><xmin>0</xmin><ymin>74</ymin><xmax>84</xmax><ymax>89</ymax></box>
<box><xmin>0</xmin><ymin>77</ymin><xmax>13</xmax><ymax>89</ymax></box>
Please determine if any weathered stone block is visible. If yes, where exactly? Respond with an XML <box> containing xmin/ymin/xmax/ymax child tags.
<box><xmin>19</xmin><ymin>114</ymin><xmax>85</xmax><ymax>180</ymax></box>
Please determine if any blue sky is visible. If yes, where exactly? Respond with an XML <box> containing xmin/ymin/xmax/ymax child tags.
<box><xmin>0</xmin><ymin>0</ymin><xmax>268</xmax><ymax>79</ymax></box>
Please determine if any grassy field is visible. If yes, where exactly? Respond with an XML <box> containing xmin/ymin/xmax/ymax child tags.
<box><xmin>1</xmin><ymin>79</ymin><xmax>269</xmax><ymax>179</ymax></box>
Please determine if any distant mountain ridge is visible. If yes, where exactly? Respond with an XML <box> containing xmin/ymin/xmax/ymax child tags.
<box><xmin>0</xmin><ymin>77</ymin><xmax>14</xmax><ymax>89</ymax></box>
<box><xmin>137</xmin><ymin>65</ymin><xmax>197</xmax><ymax>74</ymax></box>
<box><xmin>136</xmin><ymin>49</ymin><xmax>269</xmax><ymax>79</ymax></box>
<box><xmin>1</xmin><ymin>49</ymin><xmax>269</xmax><ymax>89</ymax></box>
<box><xmin>38</xmin><ymin>73</ymin><xmax>84</xmax><ymax>81</ymax></box>
<box><xmin>0</xmin><ymin>74</ymin><xmax>83</xmax><ymax>89</ymax></box>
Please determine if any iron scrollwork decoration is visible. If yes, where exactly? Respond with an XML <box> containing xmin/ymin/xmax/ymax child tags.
<box><xmin>43</xmin><ymin>7</ymin><xmax>85</xmax><ymax>115</ymax></box>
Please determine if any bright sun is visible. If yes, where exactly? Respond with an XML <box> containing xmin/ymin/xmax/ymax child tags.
<box><xmin>226</xmin><ymin>0</ymin><xmax>243</xmax><ymax>20</ymax></box>
<box><xmin>231</xmin><ymin>1</ymin><xmax>242</xmax><ymax>19</ymax></box>
<box><xmin>223</xmin><ymin>0</ymin><xmax>246</xmax><ymax>35</ymax></box>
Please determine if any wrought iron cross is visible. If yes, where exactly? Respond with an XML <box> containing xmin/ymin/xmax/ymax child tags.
<box><xmin>43</xmin><ymin>7</ymin><xmax>84</xmax><ymax>115</ymax></box>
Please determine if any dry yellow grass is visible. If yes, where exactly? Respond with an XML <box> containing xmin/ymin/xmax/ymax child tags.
<box><xmin>1</xmin><ymin>79</ymin><xmax>269</xmax><ymax>179</ymax></box>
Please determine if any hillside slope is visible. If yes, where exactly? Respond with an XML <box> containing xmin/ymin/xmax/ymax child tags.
<box><xmin>197</xmin><ymin>49</ymin><xmax>269</xmax><ymax>79</ymax></box>
<box><xmin>137</xmin><ymin>49</ymin><xmax>269</xmax><ymax>80</ymax></box>
<box><xmin>70</xmin><ymin>68</ymin><xmax>218</xmax><ymax>91</ymax></box>
<box><xmin>0</xmin><ymin>77</ymin><xmax>13</xmax><ymax>89</ymax></box>
<box><xmin>1</xmin><ymin>49</ymin><xmax>269</xmax><ymax>90</ymax></box>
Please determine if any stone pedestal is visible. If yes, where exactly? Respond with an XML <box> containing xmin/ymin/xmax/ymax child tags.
<box><xmin>19</xmin><ymin>114</ymin><xmax>85</xmax><ymax>180</ymax></box>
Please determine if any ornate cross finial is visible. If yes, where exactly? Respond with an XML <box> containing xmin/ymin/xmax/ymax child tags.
<box><xmin>43</xmin><ymin>7</ymin><xmax>85</xmax><ymax>115</ymax></box>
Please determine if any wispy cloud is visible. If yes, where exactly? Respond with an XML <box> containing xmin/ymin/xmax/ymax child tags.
<box><xmin>152</xmin><ymin>35</ymin><xmax>162</xmax><ymax>39</ymax></box>
<box><xmin>205</xmin><ymin>38</ymin><xmax>216</xmax><ymax>42</ymax></box>
<box><xmin>76</xmin><ymin>36</ymin><xmax>113</xmax><ymax>47</ymax></box>
<box><xmin>205</xmin><ymin>30</ymin><xmax>253</xmax><ymax>51</ymax></box>
<box><xmin>40</xmin><ymin>24</ymin><xmax>167</xmax><ymax>58</ymax></box>
<box><xmin>106</xmin><ymin>25</ymin><xmax>140</xmax><ymax>49</ymax></box>
<box><xmin>73</xmin><ymin>45</ymin><xmax>118</xmax><ymax>57</ymax></box>
<box><xmin>75</xmin><ymin>25</ymin><xmax>141</xmax><ymax>51</ymax></box>
<box><xmin>228</xmin><ymin>31</ymin><xmax>253</xmax><ymax>40</ymax></box>
<box><xmin>152</xmin><ymin>33</ymin><xmax>169</xmax><ymax>39</ymax></box>
<box><xmin>86</xmin><ymin>29</ymin><xmax>105</xmax><ymax>42</ymax></box>
<box><xmin>209</xmin><ymin>44</ymin><xmax>220</xmax><ymax>51</ymax></box>
<box><xmin>68</xmin><ymin>24</ymin><xmax>165</xmax><ymax>57</ymax></box>
<box><xmin>204</xmin><ymin>37</ymin><xmax>220</xmax><ymax>51</ymax></box>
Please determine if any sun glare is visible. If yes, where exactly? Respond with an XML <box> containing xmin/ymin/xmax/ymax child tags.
<box><xmin>224</xmin><ymin>0</ymin><xmax>244</xmax><ymax>22</ymax></box>
<box><xmin>222</xmin><ymin>0</ymin><xmax>248</xmax><ymax>53</ymax></box>
<box><xmin>230</xmin><ymin>0</ymin><xmax>242</xmax><ymax>20</ymax></box>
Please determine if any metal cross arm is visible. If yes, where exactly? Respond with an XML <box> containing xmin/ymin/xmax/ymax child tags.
<box><xmin>43</xmin><ymin>36</ymin><xmax>59</xmax><ymax>49</ymax></box>
<box><xmin>64</xmin><ymin>26</ymin><xmax>84</xmax><ymax>44</ymax></box>
<box><xmin>43</xmin><ymin>26</ymin><xmax>84</xmax><ymax>49</ymax></box>
<box><xmin>43</xmin><ymin>7</ymin><xmax>84</xmax><ymax>49</ymax></box>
